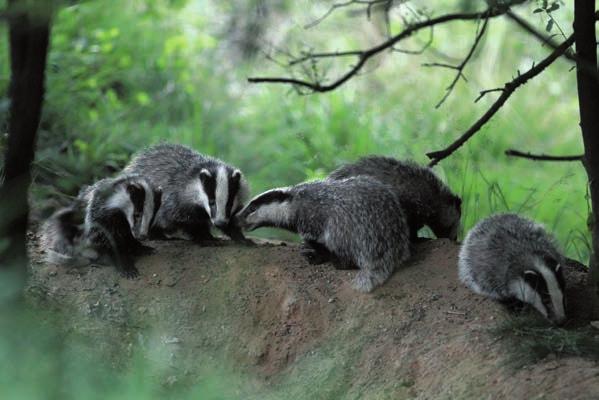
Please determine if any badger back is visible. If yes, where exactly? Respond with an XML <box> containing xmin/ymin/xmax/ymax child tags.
<box><xmin>328</xmin><ymin>156</ymin><xmax>461</xmax><ymax>239</ymax></box>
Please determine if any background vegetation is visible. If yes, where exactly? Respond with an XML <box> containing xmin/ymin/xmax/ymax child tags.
<box><xmin>0</xmin><ymin>0</ymin><xmax>591</xmax><ymax>398</ymax></box>
<box><xmin>0</xmin><ymin>0</ymin><xmax>587</xmax><ymax>258</ymax></box>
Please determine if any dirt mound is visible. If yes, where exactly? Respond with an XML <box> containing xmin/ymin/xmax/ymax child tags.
<box><xmin>28</xmin><ymin>239</ymin><xmax>599</xmax><ymax>399</ymax></box>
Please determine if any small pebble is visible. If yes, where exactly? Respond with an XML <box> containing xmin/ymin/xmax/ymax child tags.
<box><xmin>590</xmin><ymin>321</ymin><xmax>599</xmax><ymax>330</ymax></box>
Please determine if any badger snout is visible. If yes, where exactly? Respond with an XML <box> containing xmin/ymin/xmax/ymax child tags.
<box><xmin>131</xmin><ymin>226</ymin><xmax>148</xmax><ymax>242</ymax></box>
<box><xmin>213</xmin><ymin>218</ymin><xmax>229</xmax><ymax>230</ymax></box>
<box><xmin>232</xmin><ymin>213</ymin><xmax>251</xmax><ymax>231</ymax></box>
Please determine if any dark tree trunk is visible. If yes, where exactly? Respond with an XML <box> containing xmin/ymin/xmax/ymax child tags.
<box><xmin>574</xmin><ymin>1</ymin><xmax>599</xmax><ymax>303</ymax></box>
<box><xmin>0</xmin><ymin>1</ymin><xmax>51</xmax><ymax>301</ymax></box>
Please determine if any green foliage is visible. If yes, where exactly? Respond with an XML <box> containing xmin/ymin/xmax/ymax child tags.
<box><xmin>0</xmin><ymin>1</ymin><xmax>594</xmax><ymax>396</ymax></box>
<box><xmin>0</xmin><ymin>304</ymin><xmax>238</xmax><ymax>399</ymax></box>
<box><xmin>1</xmin><ymin>0</ymin><xmax>586</xmax><ymax>259</ymax></box>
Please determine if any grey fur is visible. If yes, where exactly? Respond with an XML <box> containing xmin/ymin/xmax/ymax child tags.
<box><xmin>328</xmin><ymin>156</ymin><xmax>461</xmax><ymax>241</ymax></box>
<box><xmin>122</xmin><ymin>143</ymin><xmax>249</xmax><ymax>241</ymax></box>
<box><xmin>235</xmin><ymin>177</ymin><xmax>411</xmax><ymax>292</ymax></box>
<box><xmin>39</xmin><ymin>203</ymin><xmax>91</xmax><ymax>266</ymax></box>
<box><xmin>458</xmin><ymin>213</ymin><xmax>567</xmax><ymax>324</ymax></box>
<box><xmin>39</xmin><ymin>174</ymin><xmax>160</xmax><ymax>278</ymax></box>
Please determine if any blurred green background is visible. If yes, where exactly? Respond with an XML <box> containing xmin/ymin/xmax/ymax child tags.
<box><xmin>0</xmin><ymin>0</ymin><xmax>587</xmax><ymax>259</ymax></box>
<box><xmin>0</xmin><ymin>0</ymin><xmax>589</xmax><ymax>398</ymax></box>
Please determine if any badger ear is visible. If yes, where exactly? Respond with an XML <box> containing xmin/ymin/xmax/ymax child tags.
<box><xmin>453</xmin><ymin>195</ymin><xmax>462</xmax><ymax>210</ymax></box>
<box><xmin>199</xmin><ymin>168</ymin><xmax>212</xmax><ymax>182</ymax></box>
<box><xmin>542</xmin><ymin>255</ymin><xmax>559</xmax><ymax>270</ymax></box>
<box><xmin>126</xmin><ymin>183</ymin><xmax>143</xmax><ymax>197</ymax></box>
<box><xmin>231</xmin><ymin>169</ymin><xmax>242</xmax><ymax>183</ymax></box>
<box><xmin>250</xmin><ymin>189</ymin><xmax>291</xmax><ymax>207</ymax></box>
<box><xmin>524</xmin><ymin>270</ymin><xmax>538</xmax><ymax>276</ymax></box>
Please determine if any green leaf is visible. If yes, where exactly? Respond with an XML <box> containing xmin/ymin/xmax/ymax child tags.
<box><xmin>548</xmin><ymin>3</ymin><xmax>560</xmax><ymax>12</ymax></box>
<box><xmin>135</xmin><ymin>92</ymin><xmax>150</xmax><ymax>106</ymax></box>
<box><xmin>533</xmin><ymin>8</ymin><xmax>544</xmax><ymax>13</ymax></box>
<box><xmin>546</xmin><ymin>19</ymin><xmax>554</xmax><ymax>32</ymax></box>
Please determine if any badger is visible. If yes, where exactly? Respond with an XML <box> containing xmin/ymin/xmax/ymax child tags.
<box><xmin>40</xmin><ymin>174</ymin><xmax>162</xmax><ymax>278</ymax></box>
<box><xmin>39</xmin><ymin>203</ymin><xmax>89</xmax><ymax>266</ymax></box>
<box><xmin>458</xmin><ymin>213</ymin><xmax>567</xmax><ymax>325</ymax></box>
<box><xmin>80</xmin><ymin>174</ymin><xmax>162</xmax><ymax>278</ymax></box>
<box><xmin>328</xmin><ymin>156</ymin><xmax>462</xmax><ymax>241</ymax></box>
<box><xmin>234</xmin><ymin>177</ymin><xmax>411</xmax><ymax>292</ymax></box>
<box><xmin>122</xmin><ymin>143</ymin><xmax>250</xmax><ymax>242</ymax></box>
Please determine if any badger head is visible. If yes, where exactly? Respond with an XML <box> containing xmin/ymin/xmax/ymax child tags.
<box><xmin>185</xmin><ymin>165</ymin><xmax>249</xmax><ymax>232</ymax></box>
<box><xmin>511</xmin><ymin>254</ymin><xmax>566</xmax><ymax>325</ymax></box>
<box><xmin>234</xmin><ymin>188</ymin><xmax>293</xmax><ymax>231</ymax></box>
<box><xmin>430</xmin><ymin>194</ymin><xmax>462</xmax><ymax>241</ymax></box>
<box><xmin>107</xmin><ymin>177</ymin><xmax>162</xmax><ymax>241</ymax></box>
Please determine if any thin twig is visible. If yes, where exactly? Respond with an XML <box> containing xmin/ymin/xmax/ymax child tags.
<box><xmin>505</xmin><ymin>149</ymin><xmax>583</xmax><ymax>162</ymax></box>
<box><xmin>506</xmin><ymin>10</ymin><xmax>576</xmax><ymax>62</ymax></box>
<box><xmin>305</xmin><ymin>0</ymin><xmax>391</xmax><ymax>29</ymax></box>
<box><xmin>289</xmin><ymin>50</ymin><xmax>363</xmax><ymax>66</ymax></box>
<box><xmin>425</xmin><ymin>15</ymin><xmax>489</xmax><ymax>108</ymax></box>
<box><xmin>392</xmin><ymin>25</ymin><xmax>434</xmax><ymax>55</ymax></box>
<box><xmin>249</xmin><ymin>6</ymin><xmax>514</xmax><ymax>93</ymax></box>
<box><xmin>474</xmin><ymin>88</ymin><xmax>504</xmax><ymax>102</ymax></box>
<box><xmin>426</xmin><ymin>33</ymin><xmax>575</xmax><ymax>166</ymax></box>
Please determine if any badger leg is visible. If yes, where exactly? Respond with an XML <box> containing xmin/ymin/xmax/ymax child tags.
<box><xmin>149</xmin><ymin>226</ymin><xmax>171</xmax><ymax>240</ymax></box>
<box><xmin>180</xmin><ymin>221</ymin><xmax>217</xmax><ymax>243</ymax></box>
<box><xmin>221</xmin><ymin>223</ymin><xmax>254</xmax><ymax>245</ymax></box>
<box><xmin>106</xmin><ymin>242</ymin><xmax>139</xmax><ymax>279</ymax></box>
<box><xmin>301</xmin><ymin>241</ymin><xmax>335</xmax><ymax>265</ymax></box>
<box><xmin>131</xmin><ymin>243</ymin><xmax>156</xmax><ymax>256</ymax></box>
<box><xmin>116</xmin><ymin>234</ymin><xmax>143</xmax><ymax>279</ymax></box>
<box><xmin>352</xmin><ymin>261</ymin><xmax>394</xmax><ymax>293</ymax></box>
<box><xmin>115</xmin><ymin>252</ymin><xmax>139</xmax><ymax>279</ymax></box>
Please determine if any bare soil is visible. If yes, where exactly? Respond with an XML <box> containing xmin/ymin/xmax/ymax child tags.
<box><xmin>28</xmin><ymin>238</ymin><xmax>599</xmax><ymax>399</ymax></box>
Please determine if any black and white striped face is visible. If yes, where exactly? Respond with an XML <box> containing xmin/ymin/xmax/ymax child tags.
<box><xmin>512</xmin><ymin>255</ymin><xmax>566</xmax><ymax>325</ymax></box>
<box><xmin>107</xmin><ymin>178</ymin><xmax>161</xmax><ymax>241</ymax></box>
<box><xmin>234</xmin><ymin>188</ymin><xmax>293</xmax><ymax>231</ymax></box>
<box><xmin>187</xmin><ymin>165</ymin><xmax>248</xmax><ymax>231</ymax></box>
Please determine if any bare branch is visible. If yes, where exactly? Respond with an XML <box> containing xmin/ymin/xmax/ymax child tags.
<box><xmin>289</xmin><ymin>50</ymin><xmax>363</xmax><ymax>66</ymax></box>
<box><xmin>304</xmin><ymin>0</ymin><xmax>392</xmax><ymax>29</ymax></box>
<box><xmin>506</xmin><ymin>10</ymin><xmax>576</xmax><ymax>62</ymax></box>
<box><xmin>392</xmin><ymin>25</ymin><xmax>434</xmax><ymax>55</ymax></box>
<box><xmin>426</xmin><ymin>33</ymin><xmax>576</xmax><ymax>167</ymax></box>
<box><xmin>474</xmin><ymin>88</ymin><xmax>503</xmax><ymax>103</ymax></box>
<box><xmin>505</xmin><ymin>149</ymin><xmax>583</xmax><ymax>162</ymax></box>
<box><xmin>249</xmin><ymin>6</ymin><xmax>513</xmax><ymax>93</ymax></box>
<box><xmin>427</xmin><ymin>16</ymin><xmax>489</xmax><ymax>108</ymax></box>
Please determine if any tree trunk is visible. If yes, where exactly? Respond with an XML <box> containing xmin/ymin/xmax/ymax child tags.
<box><xmin>0</xmin><ymin>1</ymin><xmax>51</xmax><ymax>302</ymax></box>
<box><xmin>574</xmin><ymin>1</ymin><xmax>599</xmax><ymax>304</ymax></box>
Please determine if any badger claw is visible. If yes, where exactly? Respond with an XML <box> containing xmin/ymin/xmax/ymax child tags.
<box><xmin>120</xmin><ymin>266</ymin><xmax>140</xmax><ymax>279</ymax></box>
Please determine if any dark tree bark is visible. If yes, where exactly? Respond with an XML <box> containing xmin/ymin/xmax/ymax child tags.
<box><xmin>574</xmin><ymin>0</ymin><xmax>599</xmax><ymax>300</ymax></box>
<box><xmin>0</xmin><ymin>1</ymin><xmax>51</xmax><ymax>301</ymax></box>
